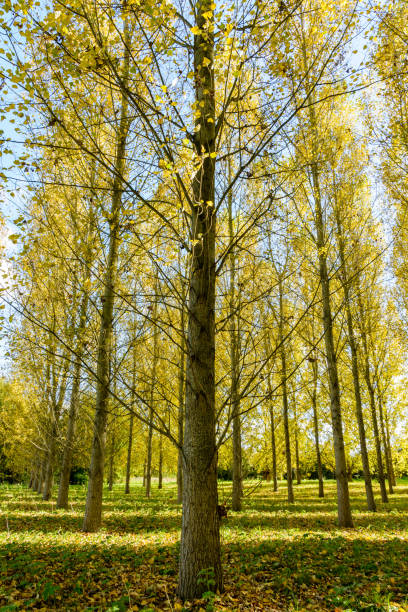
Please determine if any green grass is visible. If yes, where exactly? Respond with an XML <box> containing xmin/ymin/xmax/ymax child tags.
<box><xmin>0</xmin><ymin>479</ymin><xmax>407</xmax><ymax>611</ymax></box>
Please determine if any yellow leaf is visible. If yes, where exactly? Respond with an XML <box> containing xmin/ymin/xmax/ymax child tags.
<box><xmin>190</xmin><ymin>26</ymin><xmax>200</xmax><ymax>35</ymax></box>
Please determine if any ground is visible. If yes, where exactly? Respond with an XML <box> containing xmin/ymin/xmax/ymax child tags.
<box><xmin>0</xmin><ymin>479</ymin><xmax>407</xmax><ymax>611</ymax></box>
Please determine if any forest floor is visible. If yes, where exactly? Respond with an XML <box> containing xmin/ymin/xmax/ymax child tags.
<box><xmin>0</xmin><ymin>479</ymin><xmax>407</xmax><ymax>611</ymax></box>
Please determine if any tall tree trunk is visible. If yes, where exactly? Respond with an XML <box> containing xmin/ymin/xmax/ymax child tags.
<box><xmin>269</xmin><ymin>402</ymin><xmax>278</xmax><ymax>492</ymax></box>
<box><xmin>357</xmin><ymin>297</ymin><xmax>388</xmax><ymax>504</ymax></box>
<box><xmin>178</xmin><ymin>0</ymin><xmax>221</xmax><ymax>599</ymax></box>
<box><xmin>229</xmin><ymin>183</ymin><xmax>242</xmax><ymax>511</ymax></box>
<box><xmin>177</xmin><ymin>286</ymin><xmax>186</xmax><ymax>504</ymax></box>
<box><xmin>378</xmin><ymin>392</ymin><xmax>393</xmax><ymax>494</ymax></box>
<box><xmin>82</xmin><ymin>28</ymin><xmax>130</xmax><ymax>532</ymax></box>
<box><xmin>310</xmin><ymin>360</ymin><xmax>324</xmax><ymax>498</ymax></box>
<box><xmin>57</xmin><ymin>352</ymin><xmax>83</xmax><ymax>508</ymax></box>
<box><xmin>108</xmin><ymin>429</ymin><xmax>115</xmax><ymax>491</ymax></box>
<box><xmin>125</xmin><ymin>413</ymin><xmax>134</xmax><ymax>495</ymax></box>
<box><xmin>299</xmin><ymin>18</ymin><xmax>353</xmax><ymax>528</ymax></box>
<box><xmin>146</xmin><ymin>315</ymin><xmax>158</xmax><ymax>498</ymax></box>
<box><xmin>384</xmin><ymin>411</ymin><xmax>396</xmax><ymax>487</ymax></box>
<box><xmin>158</xmin><ymin>434</ymin><xmax>163</xmax><ymax>489</ymax></box>
<box><xmin>57</xmin><ymin>236</ymin><xmax>92</xmax><ymax>508</ymax></box>
<box><xmin>279</xmin><ymin>277</ymin><xmax>294</xmax><ymax>503</ymax></box>
<box><xmin>125</xmin><ymin>341</ymin><xmax>137</xmax><ymax>495</ymax></box>
<box><xmin>143</xmin><ymin>459</ymin><xmax>146</xmax><ymax>488</ymax></box>
<box><xmin>293</xmin><ymin>399</ymin><xmax>301</xmax><ymax>485</ymax></box>
<box><xmin>314</xmin><ymin>198</ymin><xmax>353</xmax><ymax>527</ymax></box>
<box><xmin>36</xmin><ymin>460</ymin><xmax>45</xmax><ymax>494</ymax></box>
<box><xmin>335</xmin><ymin>208</ymin><xmax>376</xmax><ymax>512</ymax></box>
<box><xmin>42</xmin><ymin>430</ymin><xmax>56</xmax><ymax>501</ymax></box>
<box><xmin>366</xmin><ymin>379</ymin><xmax>388</xmax><ymax>503</ymax></box>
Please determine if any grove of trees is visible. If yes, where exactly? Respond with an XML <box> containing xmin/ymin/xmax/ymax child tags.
<box><xmin>0</xmin><ymin>0</ymin><xmax>407</xmax><ymax>603</ymax></box>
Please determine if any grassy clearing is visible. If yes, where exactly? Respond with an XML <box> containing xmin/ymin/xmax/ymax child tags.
<box><xmin>0</xmin><ymin>479</ymin><xmax>407</xmax><ymax>611</ymax></box>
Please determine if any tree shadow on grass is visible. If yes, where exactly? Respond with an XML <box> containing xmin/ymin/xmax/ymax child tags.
<box><xmin>0</xmin><ymin>531</ymin><xmax>407</xmax><ymax>611</ymax></box>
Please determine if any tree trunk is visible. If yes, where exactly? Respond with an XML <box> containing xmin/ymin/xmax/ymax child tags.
<box><xmin>125</xmin><ymin>413</ymin><xmax>134</xmax><ymax>495</ymax></box>
<box><xmin>178</xmin><ymin>0</ymin><xmax>221</xmax><ymax>598</ymax></box>
<box><xmin>228</xmin><ymin>174</ymin><xmax>243</xmax><ymax>512</ymax></box>
<box><xmin>311</xmin><ymin>361</ymin><xmax>324</xmax><ymax>498</ymax></box>
<box><xmin>36</xmin><ymin>460</ymin><xmax>45</xmax><ymax>494</ymax></box>
<box><xmin>367</xmin><ymin>382</ymin><xmax>388</xmax><ymax>503</ymax></box>
<box><xmin>294</xmin><ymin>400</ymin><xmax>301</xmax><ymax>485</ymax></box>
<box><xmin>177</xmin><ymin>291</ymin><xmax>186</xmax><ymax>504</ymax></box>
<box><xmin>356</xmin><ymin>297</ymin><xmax>388</xmax><ymax>504</ymax></box>
<box><xmin>57</xmin><ymin>354</ymin><xmax>82</xmax><ymax>508</ymax></box>
<box><xmin>279</xmin><ymin>277</ymin><xmax>294</xmax><ymax>504</ymax></box>
<box><xmin>315</xmin><ymin>213</ymin><xmax>353</xmax><ymax>527</ymax></box>
<box><xmin>300</xmin><ymin>18</ymin><xmax>353</xmax><ymax>528</ymax></box>
<box><xmin>82</xmin><ymin>30</ymin><xmax>130</xmax><ymax>532</ymax></box>
<box><xmin>384</xmin><ymin>411</ymin><xmax>396</xmax><ymax>487</ymax></box>
<box><xmin>42</xmin><ymin>438</ymin><xmax>55</xmax><ymax>501</ymax></box>
<box><xmin>335</xmin><ymin>208</ymin><xmax>376</xmax><ymax>512</ymax></box>
<box><xmin>108</xmin><ymin>429</ymin><xmax>115</xmax><ymax>492</ymax></box>
<box><xmin>145</xmin><ymin>400</ymin><xmax>154</xmax><ymax>499</ymax></box>
<box><xmin>158</xmin><ymin>434</ymin><xmax>163</xmax><ymax>489</ymax></box>
<box><xmin>378</xmin><ymin>393</ymin><xmax>393</xmax><ymax>494</ymax></box>
<box><xmin>143</xmin><ymin>459</ymin><xmax>146</xmax><ymax>488</ymax></box>
<box><xmin>57</xmin><ymin>261</ymin><xmax>91</xmax><ymax>508</ymax></box>
<box><xmin>269</xmin><ymin>403</ymin><xmax>278</xmax><ymax>492</ymax></box>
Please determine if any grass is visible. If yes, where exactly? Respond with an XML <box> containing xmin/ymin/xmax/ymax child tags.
<box><xmin>0</xmin><ymin>478</ymin><xmax>407</xmax><ymax>611</ymax></box>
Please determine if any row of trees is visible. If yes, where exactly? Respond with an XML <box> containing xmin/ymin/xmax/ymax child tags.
<box><xmin>0</xmin><ymin>0</ymin><xmax>407</xmax><ymax>600</ymax></box>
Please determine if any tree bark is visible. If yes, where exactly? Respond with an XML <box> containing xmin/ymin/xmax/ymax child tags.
<box><xmin>384</xmin><ymin>410</ymin><xmax>396</xmax><ymax>487</ymax></box>
<box><xmin>108</xmin><ymin>428</ymin><xmax>115</xmax><ymax>492</ymax></box>
<box><xmin>310</xmin><ymin>360</ymin><xmax>324</xmax><ymax>498</ymax></box>
<box><xmin>57</xmin><ymin>239</ymin><xmax>92</xmax><ymax>508</ymax></box>
<box><xmin>293</xmin><ymin>399</ymin><xmax>301</xmax><ymax>485</ymax></box>
<box><xmin>82</xmin><ymin>27</ymin><xmax>130</xmax><ymax>532</ymax></box>
<box><xmin>177</xmin><ymin>286</ymin><xmax>186</xmax><ymax>504</ymax></box>
<box><xmin>335</xmin><ymin>208</ymin><xmax>376</xmax><ymax>512</ymax></box>
<box><xmin>125</xmin><ymin>412</ymin><xmax>134</xmax><ymax>495</ymax></box>
<box><xmin>178</xmin><ymin>0</ymin><xmax>221</xmax><ymax>598</ymax></box>
<box><xmin>36</xmin><ymin>460</ymin><xmax>45</xmax><ymax>494</ymax></box>
<box><xmin>229</xmin><ymin>183</ymin><xmax>242</xmax><ymax>511</ymax></box>
<box><xmin>299</xmin><ymin>17</ymin><xmax>353</xmax><ymax>527</ymax></box>
<box><xmin>158</xmin><ymin>434</ymin><xmax>163</xmax><ymax>489</ymax></box>
<box><xmin>279</xmin><ymin>277</ymin><xmax>294</xmax><ymax>503</ymax></box>
<box><xmin>314</xmin><ymin>198</ymin><xmax>353</xmax><ymax>527</ymax></box>
<box><xmin>378</xmin><ymin>392</ymin><xmax>393</xmax><ymax>494</ymax></box>
<box><xmin>357</xmin><ymin>296</ymin><xmax>388</xmax><ymax>504</ymax></box>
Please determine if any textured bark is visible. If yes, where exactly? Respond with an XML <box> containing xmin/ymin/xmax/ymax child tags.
<box><xmin>269</xmin><ymin>403</ymin><xmax>278</xmax><ymax>492</ymax></box>
<box><xmin>178</xmin><ymin>0</ymin><xmax>221</xmax><ymax>598</ymax></box>
<box><xmin>294</xmin><ymin>400</ymin><xmax>301</xmax><ymax>485</ymax></box>
<box><xmin>229</xmin><ymin>185</ymin><xmax>242</xmax><ymax>512</ymax></box>
<box><xmin>310</xmin><ymin>360</ymin><xmax>324</xmax><ymax>498</ymax></box>
<box><xmin>158</xmin><ymin>435</ymin><xmax>163</xmax><ymax>489</ymax></box>
<box><xmin>145</xmin><ymin>394</ymin><xmax>156</xmax><ymax>497</ymax></box>
<box><xmin>108</xmin><ymin>429</ymin><xmax>115</xmax><ymax>491</ymax></box>
<box><xmin>125</xmin><ymin>413</ymin><xmax>134</xmax><ymax>495</ymax></box>
<box><xmin>378</xmin><ymin>393</ymin><xmax>394</xmax><ymax>494</ymax></box>
<box><xmin>82</xmin><ymin>31</ymin><xmax>130</xmax><ymax>532</ymax></box>
<box><xmin>314</xmin><ymin>199</ymin><xmax>353</xmax><ymax>527</ymax></box>
<box><xmin>36</xmin><ymin>461</ymin><xmax>45</xmax><ymax>494</ymax></box>
<box><xmin>384</xmin><ymin>411</ymin><xmax>397</xmax><ymax>487</ymax></box>
<box><xmin>335</xmin><ymin>209</ymin><xmax>376</xmax><ymax>512</ymax></box>
<box><xmin>366</xmin><ymin>380</ymin><xmax>388</xmax><ymax>503</ymax></box>
<box><xmin>279</xmin><ymin>277</ymin><xmax>294</xmax><ymax>504</ymax></box>
<box><xmin>357</xmin><ymin>299</ymin><xmax>388</xmax><ymax>504</ymax></box>
<box><xmin>57</xmin><ymin>358</ymin><xmax>81</xmax><ymax>508</ymax></box>
<box><xmin>57</xmin><ymin>254</ymin><xmax>91</xmax><ymax>508</ymax></box>
<box><xmin>42</xmin><ymin>433</ymin><xmax>56</xmax><ymax>501</ymax></box>
<box><xmin>300</xmin><ymin>17</ymin><xmax>353</xmax><ymax>527</ymax></box>
<box><xmin>177</xmin><ymin>288</ymin><xmax>186</xmax><ymax>504</ymax></box>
